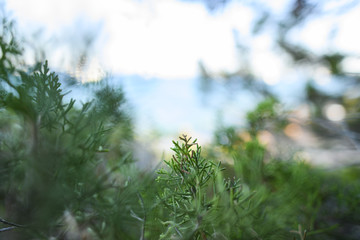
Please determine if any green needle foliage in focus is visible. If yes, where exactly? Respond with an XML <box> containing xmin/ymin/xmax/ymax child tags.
<box><xmin>155</xmin><ymin>135</ymin><xmax>261</xmax><ymax>239</ymax></box>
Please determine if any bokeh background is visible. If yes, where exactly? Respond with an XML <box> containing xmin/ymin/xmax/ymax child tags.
<box><xmin>3</xmin><ymin>0</ymin><xmax>360</xmax><ymax>167</ymax></box>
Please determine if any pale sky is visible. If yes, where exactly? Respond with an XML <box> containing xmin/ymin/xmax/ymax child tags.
<box><xmin>3</xmin><ymin>0</ymin><xmax>360</xmax><ymax>156</ymax></box>
<box><xmin>4</xmin><ymin>0</ymin><xmax>245</xmax><ymax>79</ymax></box>
<box><xmin>4</xmin><ymin>0</ymin><xmax>360</xmax><ymax>82</ymax></box>
<box><xmin>4</xmin><ymin>0</ymin><xmax>360</xmax><ymax>83</ymax></box>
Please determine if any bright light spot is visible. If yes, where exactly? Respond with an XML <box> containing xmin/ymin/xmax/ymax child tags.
<box><xmin>314</xmin><ymin>66</ymin><xmax>331</xmax><ymax>86</ymax></box>
<box><xmin>284</xmin><ymin>123</ymin><xmax>302</xmax><ymax>139</ymax></box>
<box><xmin>294</xmin><ymin>104</ymin><xmax>310</xmax><ymax>120</ymax></box>
<box><xmin>342</xmin><ymin>57</ymin><xmax>360</xmax><ymax>74</ymax></box>
<box><xmin>324</xmin><ymin>103</ymin><xmax>346</xmax><ymax>121</ymax></box>
<box><xmin>257</xmin><ymin>130</ymin><xmax>274</xmax><ymax>145</ymax></box>
<box><xmin>251</xmin><ymin>50</ymin><xmax>285</xmax><ymax>85</ymax></box>
<box><xmin>239</xmin><ymin>131</ymin><xmax>251</xmax><ymax>142</ymax></box>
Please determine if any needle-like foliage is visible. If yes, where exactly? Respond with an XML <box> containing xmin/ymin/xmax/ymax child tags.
<box><xmin>155</xmin><ymin>135</ymin><xmax>260</xmax><ymax>239</ymax></box>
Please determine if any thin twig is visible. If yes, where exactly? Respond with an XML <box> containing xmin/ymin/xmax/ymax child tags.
<box><xmin>0</xmin><ymin>217</ymin><xmax>24</xmax><ymax>228</ymax></box>
<box><xmin>0</xmin><ymin>226</ymin><xmax>17</xmax><ymax>233</ymax></box>
<box><xmin>0</xmin><ymin>217</ymin><xmax>25</xmax><ymax>233</ymax></box>
<box><xmin>137</xmin><ymin>192</ymin><xmax>146</xmax><ymax>240</ymax></box>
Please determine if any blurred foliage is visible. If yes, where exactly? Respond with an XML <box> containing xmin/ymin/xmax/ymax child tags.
<box><xmin>195</xmin><ymin>0</ymin><xmax>360</xmax><ymax>150</ymax></box>
<box><xmin>0</xmin><ymin>16</ymin><xmax>141</xmax><ymax>239</ymax></box>
<box><xmin>1</xmin><ymin>4</ymin><xmax>360</xmax><ymax>240</ymax></box>
<box><xmin>209</xmin><ymin>98</ymin><xmax>360</xmax><ymax>239</ymax></box>
<box><xmin>246</xmin><ymin>98</ymin><xmax>288</xmax><ymax>137</ymax></box>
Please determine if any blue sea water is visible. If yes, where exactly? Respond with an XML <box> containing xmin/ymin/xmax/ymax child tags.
<box><xmin>61</xmin><ymin>72</ymin><xmax>345</xmax><ymax>149</ymax></box>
